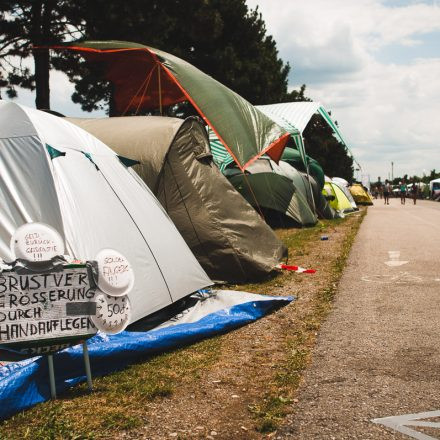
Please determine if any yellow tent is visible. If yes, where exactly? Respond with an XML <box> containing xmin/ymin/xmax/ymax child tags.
<box><xmin>349</xmin><ymin>183</ymin><xmax>373</xmax><ymax>205</ymax></box>
<box><xmin>323</xmin><ymin>182</ymin><xmax>356</xmax><ymax>213</ymax></box>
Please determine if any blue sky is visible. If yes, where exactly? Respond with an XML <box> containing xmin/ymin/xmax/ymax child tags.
<box><xmin>375</xmin><ymin>31</ymin><xmax>440</xmax><ymax>64</ymax></box>
<box><xmin>247</xmin><ymin>0</ymin><xmax>440</xmax><ymax>181</ymax></box>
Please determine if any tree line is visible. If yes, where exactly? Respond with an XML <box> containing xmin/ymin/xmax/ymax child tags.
<box><xmin>0</xmin><ymin>0</ymin><xmax>353</xmax><ymax>179</ymax></box>
<box><xmin>373</xmin><ymin>169</ymin><xmax>440</xmax><ymax>187</ymax></box>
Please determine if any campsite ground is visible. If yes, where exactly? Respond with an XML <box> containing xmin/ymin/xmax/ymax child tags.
<box><xmin>0</xmin><ymin>209</ymin><xmax>366</xmax><ymax>440</ymax></box>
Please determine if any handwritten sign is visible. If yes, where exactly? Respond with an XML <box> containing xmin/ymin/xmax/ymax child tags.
<box><xmin>10</xmin><ymin>223</ymin><xmax>65</xmax><ymax>262</ymax></box>
<box><xmin>0</xmin><ymin>266</ymin><xmax>97</xmax><ymax>355</ymax></box>
<box><xmin>95</xmin><ymin>249</ymin><xmax>134</xmax><ymax>297</ymax></box>
<box><xmin>92</xmin><ymin>293</ymin><xmax>131</xmax><ymax>334</ymax></box>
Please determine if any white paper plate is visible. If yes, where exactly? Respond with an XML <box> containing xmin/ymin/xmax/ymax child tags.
<box><xmin>94</xmin><ymin>249</ymin><xmax>135</xmax><ymax>297</ymax></box>
<box><xmin>92</xmin><ymin>292</ymin><xmax>131</xmax><ymax>334</ymax></box>
<box><xmin>10</xmin><ymin>222</ymin><xmax>64</xmax><ymax>261</ymax></box>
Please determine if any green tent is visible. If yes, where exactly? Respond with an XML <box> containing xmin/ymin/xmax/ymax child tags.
<box><xmin>226</xmin><ymin>159</ymin><xmax>317</xmax><ymax>227</ymax></box>
<box><xmin>53</xmin><ymin>40</ymin><xmax>289</xmax><ymax>171</ymax></box>
<box><xmin>281</xmin><ymin>147</ymin><xmax>325</xmax><ymax>189</ymax></box>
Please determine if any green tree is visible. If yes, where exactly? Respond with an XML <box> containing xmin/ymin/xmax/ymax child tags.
<box><xmin>0</xmin><ymin>0</ymin><xmax>85</xmax><ymax>109</ymax></box>
<box><xmin>302</xmin><ymin>114</ymin><xmax>354</xmax><ymax>181</ymax></box>
<box><xmin>282</xmin><ymin>84</ymin><xmax>311</xmax><ymax>102</ymax></box>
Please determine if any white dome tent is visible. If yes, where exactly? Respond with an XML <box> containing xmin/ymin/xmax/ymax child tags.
<box><xmin>0</xmin><ymin>101</ymin><xmax>211</xmax><ymax>322</ymax></box>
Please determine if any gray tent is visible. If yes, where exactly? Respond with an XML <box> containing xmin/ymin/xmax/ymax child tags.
<box><xmin>68</xmin><ymin>116</ymin><xmax>287</xmax><ymax>283</ymax></box>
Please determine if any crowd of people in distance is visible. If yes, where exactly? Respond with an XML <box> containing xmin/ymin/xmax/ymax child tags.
<box><xmin>371</xmin><ymin>178</ymin><xmax>420</xmax><ymax>206</ymax></box>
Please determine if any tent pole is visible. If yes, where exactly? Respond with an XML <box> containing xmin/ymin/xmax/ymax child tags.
<box><xmin>302</xmin><ymin>136</ymin><xmax>317</xmax><ymax>218</ymax></box>
<box><xmin>158</xmin><ymin>64</ymin><xmax>162</xmax><ymax>116</ymax></box>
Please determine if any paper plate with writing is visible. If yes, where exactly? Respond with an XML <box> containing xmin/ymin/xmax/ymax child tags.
<box><xmin>10</xmin><ymin>222</ymin><xmax>65</xmax><ymax>262</ymax></box>
<box><xmin>92</xmin><ymin>293</ymin><xmax>131</xmax><ymax>334</ymax></box>
<box><xmin>95</xmin><ymin>249</ymin><xmax>134</xmax><ymax>297</ymax></box>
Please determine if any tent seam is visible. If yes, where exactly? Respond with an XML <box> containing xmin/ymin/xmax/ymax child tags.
<box><xmin>97</xmin><ymin>162</ymin><xmax>174</xmax><ymax>302</ymax></box>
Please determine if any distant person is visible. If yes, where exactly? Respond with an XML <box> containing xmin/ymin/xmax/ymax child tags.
<box><xmin>377</xmin><ymin>178</ymin><xmax>383</xmax><ymax>199</ymax></box>
<box><xmin>378</xmin><ymin>183</ymin><xmax>383</xmax><ymax>199</ymax></box>
<box><xmin>383</xmin><ymin>179</ymin><xmax>391</xmax><ymax>205</ymax></box>
<box><xmin>411</xmin><ymin>181</ymin><xmax>418</xmax><ymax>205</ymax></box>
<box><xmin>400</xmin><ymin>181</ymin><xmax>407</xmax><ymax>205</ymax></box>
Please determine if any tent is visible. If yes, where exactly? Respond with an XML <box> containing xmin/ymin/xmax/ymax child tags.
<box><xmin>308</xmin><ymin>177</ymin><xmax>337</xmax><ymax>220</ymax></box>
<box><xmin>256</xmin><ymin>101</ymin><xmax>361</xmax><ymax>171</ymax></box>
<box><xmin>323</xmin><ymin>182</ymin><xmax>356</xmax><ymax>214</ymax></box>
<box><xmin>429</xmin><ymin>178</ymin><xmax>440</xmax><ymax>200</ymax></box>
<box><xmin>0</xmin><ymin>102</ymin><xmax>211</xmax><ymax>323</ymax></box>
<box><xmin>271</xmin><ymin>161</ymin><xmax>316</xmax><ymax>214</ymax></box>
<box><xmin>332</xmin><ymin>177</ymin><xmax>349</xmax><ymax>187</ymax></box>
<box><xmin>284</xmin><ymin>164</ymin><xmax>336</xmax><ymax>220</ymax></box>
<box><xmin>67</xmin><ymin>115</ymin><xmax>287</xmax><ymax>283</ymax></box>
<box><xmin>281</xmin><ymin>147</ymin><xmax>325</xmax><ymax>189</ymax></box>
<box><xmin>332</xmin><ymin>178</ymin><xmax>358</xmax><ymax>210</ymax></box>
<box><xmin>349</xmin><ymin>183</ymin><xmax>373</xmax><ymax>205</ymax></box>
<box><xmin>52</xmin><ymin>40</ymin><xmax>289</xmax><ymax>171</ymax></box>
<box><xmin>226</xmin><ymin>158</ymin><xmax>317</xmax><ymax>227</ymax></box>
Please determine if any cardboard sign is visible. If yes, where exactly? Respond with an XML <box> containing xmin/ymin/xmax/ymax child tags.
<box><xmin>0</xmin><ymin>265</ymin><xmax>97</xmax><ymax>355</ymax></box>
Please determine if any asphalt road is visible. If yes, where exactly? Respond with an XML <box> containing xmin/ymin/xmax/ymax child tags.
<box><xmin>279</xmin><ymin>198</ymin><xmax>440</xmax><ymax>439</ymax></box>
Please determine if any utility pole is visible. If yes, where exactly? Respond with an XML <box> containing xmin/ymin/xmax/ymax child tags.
<box><xmin>391</xmin><ymin>161</ymin><xmax>394</xmax><ymax>182</ymax></box>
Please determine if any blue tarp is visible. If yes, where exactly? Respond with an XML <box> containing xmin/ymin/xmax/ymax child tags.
<box><xmin>0</xmin><ymin>293</ymin><xmax>292</xmax><ymax>420</ymax></box>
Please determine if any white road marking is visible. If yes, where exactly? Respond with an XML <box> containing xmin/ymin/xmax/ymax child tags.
<box><xmin>362</xmin><ymin>272</ymin><xmax>423</xmax><ymax>283</ymax></box>
<box><xmin>373</xmin><ymin>410</ymin><xmax>440</xmax><ymax>439</ymax></box>
<box><xmin>385</xmin><ymin>260</ymin><xmax>410</xmax><ymax>267</ymax></box>
<box><xmin>385</xmin><ymin>250</ymin><xmax>409</xmax><ymax>267</ymax></box>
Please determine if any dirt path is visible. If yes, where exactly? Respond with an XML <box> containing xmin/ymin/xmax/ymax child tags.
<box><xmin>278</xmin><ymin>199</ymin><xmax>440</xmax><ymax>439</ymax></box>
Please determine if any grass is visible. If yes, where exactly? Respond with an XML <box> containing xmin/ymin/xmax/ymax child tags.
<box><xmin>0</xmin><ymin>337</ymin><xmax>221</xmax><ymax>439</ymax></box>
<box><xmin>249</xmin><ymin>210</ymin><xmax>366</xmax><ymax>432</ymax></box>
<box><xmin>0</xmin><ymin>209</ymin><xmax>366</xmax><ymax>439</ymax></box>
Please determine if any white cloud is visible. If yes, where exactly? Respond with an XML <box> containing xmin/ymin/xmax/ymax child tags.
<box><xmin>248</xmin><ymin>0</ymin><xmax>440</xmax><ymax>180</ymax></box>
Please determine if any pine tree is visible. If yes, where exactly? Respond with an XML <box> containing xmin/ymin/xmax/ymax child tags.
<box><xmin>0</xmin><ymin>1</ymin><xmax>85</xmax><ymax>108</ymax></box>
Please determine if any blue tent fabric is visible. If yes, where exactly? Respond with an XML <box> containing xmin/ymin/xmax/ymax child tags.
<box><xmin>0</xmin><ymin>293</ymin><xmax>292</xmax><ymax>420</ymax></box>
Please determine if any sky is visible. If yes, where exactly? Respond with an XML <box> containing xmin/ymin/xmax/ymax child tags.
<box><xmin>247</xmin><ymin>0</ymin><xmax>440</xmax><ymax>181</ymax></box>
<box><xmin>9</xmin><ymin>0</ymin><xmax>440</xmax><ymax>182</ymax></box>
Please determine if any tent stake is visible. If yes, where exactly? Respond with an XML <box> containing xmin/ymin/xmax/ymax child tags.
<box><xmin>47</xmin><ymin>355</ymin><xmax>56</xmax><ymax>399</ymax></box>
<box><xmin>82</xmin><ymin>341</ymin><xmax>93</xmax><ymax>391</ymax></box>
